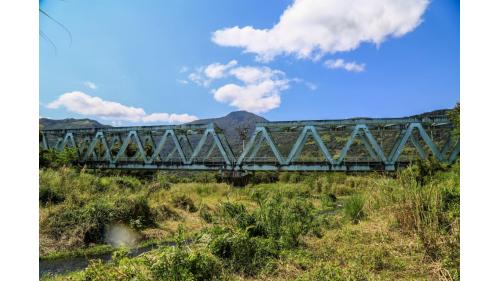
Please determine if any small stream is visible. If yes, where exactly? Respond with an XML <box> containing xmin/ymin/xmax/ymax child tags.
<box><xmin>39</xmin><ymin>241</ymin><xmax>177</xmax><ymax>278</ymax></box>
<box><xmin>40</xmin><ymin>206</ymin><xmax>343</xmax><ymax>278</ymax></box>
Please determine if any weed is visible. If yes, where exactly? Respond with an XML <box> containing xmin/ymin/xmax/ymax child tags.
<box><xmin>150</xmin><ymin>247</ymin><xmax>222</xmax><ymax>281</ymax></box>
<box><xmin>344</xmin><ymin>194</ymin><xmax>365</xmax><ymax>224</ymax></box>
<box><xmin>199</xmin><ymin>204</ymin><xmax>214</xmax><ymax>223</ymax></box>
<box><xmin>171</xmin><ymin>194</ymin><xmax>198</xmax><ymax>212</ymax></box>
<box><xmin>39</xmin><ymin>185</ymin><xmax>65</xmax><ymax>205</ymax></box>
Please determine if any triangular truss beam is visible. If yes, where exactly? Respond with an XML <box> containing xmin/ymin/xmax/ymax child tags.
<box><xmin>40</xmin><ymin>119</ymin><xmax>459</xmax><ymax>171</ymax></box>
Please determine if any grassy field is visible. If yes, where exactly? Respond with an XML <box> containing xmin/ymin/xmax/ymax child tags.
<box><xmin>39</xmin><ymin>160</ymin><xmax>459</xmax><ymax>280</ymax></box>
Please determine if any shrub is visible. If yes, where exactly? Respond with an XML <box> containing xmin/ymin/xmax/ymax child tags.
<box><xmin>218</xmin><ymin>202</ymin><xmax>256</xmax><ymax>230</ymax></box>
<box><xmin>39</xmin><ymin>185</ymin><xmax>65</xmax><ymax>205</ymax></box>
<box><xmin>199</xmin><ymin>204</ymin><xmax>214</xmax><ymax>223</ymax></box>
<box><xmin>344</xmin><ymin>194</ymin><xmax>365</xmax><ymax>224</ymax></box>
<box><xmin>152</xmin><ymin>204</ymin><xmax>180</xmax><ymax>221</ymax></box>
<box><xmin>42</xmin><ymin>199</ymin><xmax>112</xmax><ymax>246</ymax></box>
<box><xmin>320</xmin><ymin>192</ymin><xmax>337</xmax><ymax>208</ymax></box>
<box><xmin>150</xmin><ymin>246</ymin><xmax>222</xmax><ymax>281</ymax></box>
<box><xmin>114</xmin><ymin>176</ymin><xmax>142</xmax><ymax>190</ymax></box>
<box><xmin>218</xmin><ymin>192</ymin><xmax>318</xmax><ymax>249</ymax></box>
<box><xmin>96</xmin><ymin>177</ymin><xmax>114</xmax><ymax>192</ymax></box>
<box><xmin>112</xmin><ymin>196</ymin><xmax>155</xmax><ymax>230</ymax></box>
<box><xmin>209</xmin><ymin>229</ymin><xmax>277</xmax><ymax>276</ymax></box>
<box><xmin>42</xmin><ymin>196</ymin><xmax>155</xmax><ymax>246</ymax></box>
<box><xmin>39</xmin><ymin>147</ymin><xmax>79</xmax><ymax>168</ymax></box>
<box><xmin>257</xmin><ymin>195</ymin><xmax>317</xmax><ymax>248</ymax></box>
<box><xmin>171</xmin><ymin>194</ymin><xmax>198</xmax><ymax>212</ymax></box>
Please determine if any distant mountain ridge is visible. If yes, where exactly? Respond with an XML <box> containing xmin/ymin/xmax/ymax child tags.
<box><xmin>39</xmin><ymin>118</ymin><xmax>111</xmax><ymax>130</ymax></box>
<box><xmin>39</xmin><ymin>108</ymin><xmax>451</xmax><ymax>143</ymax></box>
<box><xmin>39</xmin><ymin>109</ymin><xmax>453</xmax><ymax>157</ymax></box>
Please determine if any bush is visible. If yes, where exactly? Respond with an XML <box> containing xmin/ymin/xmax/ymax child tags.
<box><xmin>112</xmin><ymin>196</ymin><xmax>155</xmax><ymax>230</ymax></box>
<box><xmin>171</xmin><ymin>194</ymin><xmax>198</xmax><ymax>212</ymax></box>
<box><xmin>321</xmin><ymin>192</ymin><xmax>337</xmax><ymax>208</ymax></box>
<box><xmin>257</xmin><ymin>195</ymin><xmax>317</xmax><ymax>248</ymax></box>
<box><xmin>209</xmin><ymin>229</ymin><xmax>277</xmax><ymax>276</ymax></box>
<box><xmin>42</xmin><ymin>195</ymin><xmax>155</xmax><ymax>246</ymax></box>
<box><xmin>344</xmin><ymin>194</ymin><xmax>365</xmax><ymax>224</ymax></box>
<box><xmin>150</xmin><ymin>246</ymin><xmax>222</xmax><ymax>281</ymax></box>
<box><xmin>199</xmin><ymin>204</ymin><xmax>214</xmax><ymax>223</ymax></box>
<box><xmin>39</xmin><ymin>185</ymin><xmax>65</xmax><ymax>205</ymax></box>
<box><xmin>42</xmin><ymin>199</ymin><xmax>112</xmax><ymax>246</ymax></box>
<box><xmin>219</xmin><ymin>192</ymin><xmax>318</xmax><ymax>249</ymax></box>
<box><xmin>218</xmin><ymin>202</ymin><xmax>256</xmax><ymax>230</ymax></box>
<box><xmin>39</xmin><ymin>147</ymin><xmax>79</xmax><ymax>168</ymax></box>
<box><xmin>114</xmin><ymin>176</ymin><xmax>142</xmax><ymax>190</ymax></box>
<box><xmin>153</xmin><ymin>204</ymin><xmax>180</xmax><ymax>221</ymax></box>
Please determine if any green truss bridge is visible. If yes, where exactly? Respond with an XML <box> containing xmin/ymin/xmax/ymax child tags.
<box><xmin>40</xmin><ymin>116</ymin><xmax>459</xmax><ymax>172</ymax></box>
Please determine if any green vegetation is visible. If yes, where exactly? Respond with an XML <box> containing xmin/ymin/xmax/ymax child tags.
<box><xmin>40</xmin><ymin>156</ymin><xmax>459</xmax><ymax>280</ymax></box>
<box><xmin>344</xmin><ymin>194</ymin><xmax>365</xmax><ymax>224</ymax></box>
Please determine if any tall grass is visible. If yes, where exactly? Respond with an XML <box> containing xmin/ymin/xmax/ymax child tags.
<box><xmin>344</xmin><ymin>194</ymin><xmax>365</xmax><ymax>224</ymax></box>
<box><xmin>40</xmin><ymin>161</ymin><xmax>459</xmax><ymax>280</ymax></box>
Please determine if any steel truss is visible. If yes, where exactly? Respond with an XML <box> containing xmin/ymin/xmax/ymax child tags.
<box><xmin>40</xmin><ymin>116</ymin><xmax>459</xmax><ymax>172</ymax></box>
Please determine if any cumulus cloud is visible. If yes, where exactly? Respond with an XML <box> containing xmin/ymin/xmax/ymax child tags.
<box><xmin>324</xmin><ymin>59</ymin><xmax>365</xmax><ymax>72</ymax></box>
<box><xmin>213</xmin><ymin>67</ymin><xmax>289</xmax><ymax>113</ymax></box>
<box><xmin>212</xmin><ymin>0</ymin><xmax>429</xmax><ymax>62</ymax></box>
<box><xmin>47</xmin><ymin>91</ymin><xmax>198</xmax><ymax>124</ymax></box>
<box><xmin>205</xmin><ymin>60</ymin><xmax>237</xmax><ymax>79</ymax></box>
<box><xmin>84</xmin><ymin>81</ymin><xmax>97</xmax><ymax>90</ymax></box>
<box><xmin>187</xmin><ymin>61</ymin><xmax>290</xmax><ymax>113</ymax></box>
<box><xmin>188</xmin><ymin>60</ymin><xmax>238</xmax><ymax>86</ymax></box>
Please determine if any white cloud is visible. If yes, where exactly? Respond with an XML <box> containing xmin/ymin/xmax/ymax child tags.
<box><xmin>213</xmin><ymin>66</ymin><xmax>289</xmax><ymax>113</ymax></box>
<box><xmin>141</xmin><ymin>113</ymin><xmax>199</xmax><ymax>123</ymax></box>
<box><xmin>212</xmin><ymin>0</ymin><xmax>429</xmax><ymax>62</ymax></box>
<box><xmin>177</xmin><ymin>79</ymin><xmax>189</xmax><ymax>84</ymax></box>
<box><xmin>324</xmin><ymin>59</ymin><xmax>365</xmax><ymax>72</ymax></box>
<box><xmin>47</xmin><ymin>91</ymin><xmax>198</xmax><ymax>124</ymax></box>
<box><xmin>204</xmin><ymin>60</ymin><xmax>237</xmax><ymax>79</ymax></box>
<box><xmin>84</xmin><ymin>81</ymin><xmax>97</xmax><ymax>90</ymax></box>
<box><xmin>187</xmin><ymin>61</ymin><xmax>290</xmax><ymax>113</ymax></box>
<box><xmin>188</xmin><ymin>60</ymin><xmax>238</xmax><ymax>86</ymax></box>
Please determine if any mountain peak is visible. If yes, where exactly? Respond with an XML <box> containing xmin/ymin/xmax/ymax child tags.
<box><xmin>223</xmin><ymin>111</ymin><xmax>266</xmax><ymax>122</ymax></box>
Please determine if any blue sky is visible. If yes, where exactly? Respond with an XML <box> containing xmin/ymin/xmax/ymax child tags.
<box><xmin>40</xmin><ymin>0</ymin><xmax>459</xmax><ymax>125</ymax></box>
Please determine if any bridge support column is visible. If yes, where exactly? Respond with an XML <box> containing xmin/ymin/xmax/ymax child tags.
<box><xmin>384</xmin><ymin>164</ymin><xmax>395</xmax><ymax>171</ymax></box>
